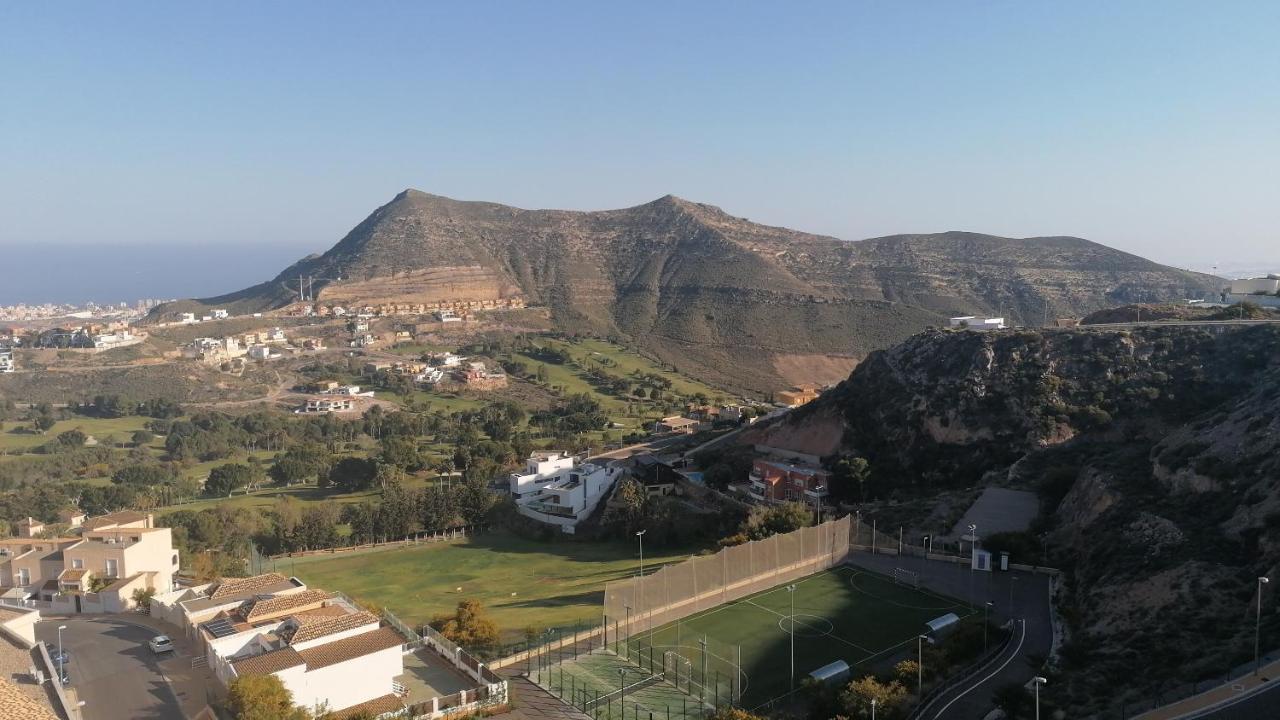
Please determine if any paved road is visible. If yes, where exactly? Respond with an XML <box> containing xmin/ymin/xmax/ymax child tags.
<box><xmin>848</xmin><ymin>552</ymin><xmax>1055</xmax><ymax>719</ymax></box>
<box><xmin>1195</xmin><ymin>676</ymin><xmax>1280</xmax><ymax>719</ymax></box>
<box><xmin>36</xmin><ymin>617</ymin><xmax>185</xmax><ymax>720</ymax></box>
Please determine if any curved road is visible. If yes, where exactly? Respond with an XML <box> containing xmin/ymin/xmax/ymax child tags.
<box><xmin>848</xmin><ymin>552</ymin><xmax>1054</xmax><ymax>719</ymax></box>
<box><xmin>36</xmin><ymin>617</ymin><xmax>184</xmax><ymax>720</ymax></box>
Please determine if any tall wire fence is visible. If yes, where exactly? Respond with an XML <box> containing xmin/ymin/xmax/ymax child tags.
<box><xmin>603</xmin><ymin>515</ymin><xmax>853</xmax><ymax>640</ymax></box>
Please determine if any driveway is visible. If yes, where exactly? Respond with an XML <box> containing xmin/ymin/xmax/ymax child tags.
<box><xmin>35</xmin><ymin>617</ymin><xmax>186</xmax><ymax>720</ymax></box>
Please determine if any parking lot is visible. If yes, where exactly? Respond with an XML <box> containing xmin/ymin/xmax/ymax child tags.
<box><xmin>35</xmin><ymin>617</ymin><xmax>186</xmax><ymax>720</ymax></box>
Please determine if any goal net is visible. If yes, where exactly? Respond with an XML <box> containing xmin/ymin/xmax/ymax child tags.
<box><xmin>892</xmin><ymin>567</ymin><xmax>920</xmax><ymax>588</ymax></box>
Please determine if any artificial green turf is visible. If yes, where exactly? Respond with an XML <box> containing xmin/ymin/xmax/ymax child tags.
<box><xmin>628</xmin><ymin>566</ymin><xmax>973</xmax><ymax>707</ymax></box>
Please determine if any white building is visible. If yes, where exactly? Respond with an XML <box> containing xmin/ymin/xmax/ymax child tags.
<box><xmin>432</xmin><ymin>352</ymin><xmax>463</xmax><ymax>367</ymax></box>
<box><xmin>949</xmin><ymin>316</ymin><xmax>1005</xmax><ymax>331</ymax></box>
<box><xmin>298</xmin><ymin>398</ymin><xmax>354</xmax><ymax>414</ymax></box>
<box><xmin>212</xmin><ymin>308</ymin><xmax>229</xmax><ymax>319</ymax></box>
<box><xmin>416</xmin><ymin>368</ymin><xmax>445</xmax><ymax>385</ymax></box>
<box><xmin>1223</xmin><ymin>276</ymin><xmax>1280</xmax><ymax>308</ymax></box>
<box><xmin>91</xmin><ymin>329</ymin><xmax>142</xmax><ymax>350</ymax></box>
<box><xmin>180</xmin><ymin>312</ymin><xmax>197</xmax><ymax>324</ymax></box>
<box><xmin>265</xmin><ymin>327</ymin><xmax>287</xmax><ymax>343</ymax></box>
<box><xmin>514</xmin><ymin>459</ymin><xmax>622</xmax><ymax>533</ymax></box>
<box><xmin>0</xmin><ymin>350</ymin><xmax>13</xmax><ymax>373</ymax></box>
<box><xmin>435</xmin><ymin>310</ymin><xmax>462</xmax><ymax>323</ymax></box>
<box><xmin>247</xmin><ymin>344</ymin><xmax>274</xmax><ymax>360</ymax></box>
<box><xmin>509</xmin><ymin>452</ymin><xmax>578</xmax><ymax>498</ymax></box>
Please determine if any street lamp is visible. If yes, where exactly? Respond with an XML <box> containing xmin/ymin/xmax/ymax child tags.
<box><xmin>1032</xmin><ymin>676</ymin><xmax>1047</xmax><ymax>720</ymax></box>
<box><xmin>812</xmin><ymin>486</ymin><xmax>825</xmax><ymax>523</ymax></box>
<box><xmin>917</xmin><ymin>634</ymin><xmax>929</xmax><ymax>696</ymax></box>
<box><xmin>57</xmin><ymin>624</ymin><xmax>67</xmax><ymax>684</ymax></box>
<box><xmin>1256</xmin><ymin>576</ymin><xmax>1270</xmax><ymax>674</ymax></box>
<box><xmin>871</xmin><ymin>698</ymin><xmax>877</xmax><ymax>720</ymax></box>
<box><xmin>636</xmin><ymin>530</ymin><xmax>647</xmax><ymax>634</ymax></box>
<box><xmin>984</xmin><ymin>602</ymin><xmax>994</xmax><ymax>653</ymax></box>
<box><xmin>785</xmin><ymin>585</ymin><xmax>797</xmax><ymax>688</ymax></box>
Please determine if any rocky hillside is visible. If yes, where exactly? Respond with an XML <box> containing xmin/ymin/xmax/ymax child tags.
<box><xmin>766</xmin><ymin>324</ymin><xmax>1280</xmax><ymax>711</ymax></box>
<box><xmin>153</xmin><ymin>191</ymin><xmax>1220</xmax><ymax>393</ymax></box>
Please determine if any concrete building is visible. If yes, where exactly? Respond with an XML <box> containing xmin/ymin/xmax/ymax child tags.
<box><xmin>509</xmin><ymin>452</ymin><xmax>578</xmax><ymax>498</ymax></box>
<box><xmin>653</xmin><ymin>416</ymin><xmax>700</xmax><ymax>435</ymax></box>
<box><xmin>747</xmin><ymin>458</ymin><xmax>831</xmax><ymax>505</ymax></box>
<box><xmin>0</xmin><ymin>349</ymin><xmax>13</xmax><ymax>373</ymax></box>
<box><xmin>0</xmin><ymin>511</ymin><xmax>178</xmax><ymax>613</ymax></box>
<box><xmin>776</xmin><ymin>384</ymin><xmax>820</xmax><ymax>407</ymax></box>
<box><xmin>949</xmin><ymin>316</ymin><xmax>1006</xmax><ymax>331</ymax></box>
<box><xmin>515</xmin><ymin>461</ymin><xmax>622</xmax><ymax>534</ymax></box>
<box><xmin>298</xmin><ymin>398</ymin><xmax>354</xmax><ymax>414</ymax></box>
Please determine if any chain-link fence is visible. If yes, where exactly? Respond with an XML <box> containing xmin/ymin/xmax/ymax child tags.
<box><xmin>603</xmin><ymin>515</ymin><xmax>853</xmax><ymax>640</ymax></box>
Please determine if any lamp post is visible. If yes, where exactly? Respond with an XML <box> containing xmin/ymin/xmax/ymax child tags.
<box><xmin>1032</xmin><ymin>676</ymin><xmax>1047</xmax><ymax>720</ymax></box>
<box><xmin>984</xmin><ymin>602</ymin><xmax>993</xmax><ymax>653</ymax></box>
<box><xmin>786</xmin><ymin>585</ymin><xmax>797</xmax><ymax>688</ymax></box>
<box><xmin>57</xmin><ymin>624</ymin><xmax>67</xmax><ymax>684</ymax></box>
<box><xmin>1256</xmin><ymin>576</ymin><xmax>1270</xmax><ymax>674</ymax></box>
<box><xmin>968</xmin><ymin>523</ymin><xmax>978</xmax><ymax>607</ymax></box>
<box><xmin>917</xmin><ymin>634</ymin><xmax>927</xmax><ymax>696</ymax></box>
<box><xmin>812</xmin><ymin>485</ymin><xmax>824</xmax><ymax>523</ymax></box>
<box><xmin>619</xmin><ymin>668</ymin><xmax>629</xmax><ymax>710</ymax></box>
<box><xmin>871</xmin><ymin>698</ymin><xmax>877</xmax><ymax>720</ymax></box>
<box><xmin>636</xmin><ymin>530</ymin><xmax>647</xmax><ymax>634</ymax></box>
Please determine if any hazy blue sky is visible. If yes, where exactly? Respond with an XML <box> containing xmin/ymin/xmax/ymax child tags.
<box><xmin>2</xmin><ymin>1</ymin><xmax>1277</xmax><ymax>275</ymax></box>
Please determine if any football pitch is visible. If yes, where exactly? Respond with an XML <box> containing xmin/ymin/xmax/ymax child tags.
<box><xmin>622</xmin><ymin>565</ymin><xmax>975</xmax><ymax>708</ymax></box>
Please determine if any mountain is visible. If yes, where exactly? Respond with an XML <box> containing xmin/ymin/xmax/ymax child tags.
<box><xmin>749</xmin><ymin>324</ymin><xmax>1280</xmax><ymax>711</ymax></box>
<box><xmin>152</xmin><ymin>190</ymin><xmax>1221</xmax><ymax>392</ymax></box>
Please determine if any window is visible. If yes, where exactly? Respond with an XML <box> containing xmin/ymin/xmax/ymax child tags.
<box><xmin>18</xmin><ymin>568</ymin><xmax>30</xmax><ymax>585</ymax></box>
<box><xmin>172</xmin><ymin>554</ymin><xmax>179</xmax><ymax>566</ymax></box>
<box><xmin>105</xmin><ymin>559</ymin><xmax>118</xmax><ymax>578</ymax></box>
<box><xmin>72</xmin><ymin>559</ymin><xmax>84</xmax><ymax>569</ymax></box>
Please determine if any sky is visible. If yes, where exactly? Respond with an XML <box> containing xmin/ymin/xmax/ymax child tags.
<box><xmin>1</xmin><ymin>1</ymin><xmax>1278</xmax><ymax>300</ymax></box>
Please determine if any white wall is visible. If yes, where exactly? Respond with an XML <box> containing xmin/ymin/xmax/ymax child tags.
<box><xmin>279</xmin><ymin>645</ymin><xmax>403</xmax><ymax>713</ymax></box>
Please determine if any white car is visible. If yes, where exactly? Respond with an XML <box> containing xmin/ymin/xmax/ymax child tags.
<box><xmin>148</xmin><ymin>635</ymin><xmax>174</xmax><ymax>654</ymax></box>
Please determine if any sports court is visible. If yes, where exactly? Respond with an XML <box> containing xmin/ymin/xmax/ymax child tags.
<box><xmin>625</xmin><ymin>565</ymin><xmax>974</xmax><ymax>708</ymax></box>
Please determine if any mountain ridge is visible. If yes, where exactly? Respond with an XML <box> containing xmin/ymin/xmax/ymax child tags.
<box><xmin>151</xmin><ymin>191</ymin><xmax>1222</xmax><ymax>392</ymax></box>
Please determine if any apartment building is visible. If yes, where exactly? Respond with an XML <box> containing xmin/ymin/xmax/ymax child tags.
<box><xmin>0</xmin><ymin>511</ymin><xmax>178</xmax><ymax>613</ymax></box>
<box><xmin>747</xmin><ymin>458</ymin><xmax>831</xmax><ymax>505</ymax></box>
<box><xmin>0</xmin><ymin>349</ymin><xmax>13</xmax><ymax>373</ymax></box>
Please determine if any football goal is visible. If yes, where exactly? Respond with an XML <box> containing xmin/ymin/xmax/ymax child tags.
<box><xmin>892</xmin><ymin>567</ymin><xmax>920</xmax><ymax>589</ymax></box>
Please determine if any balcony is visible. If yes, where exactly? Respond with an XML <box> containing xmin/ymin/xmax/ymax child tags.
<box><xmin>747</xmin><ymin>488</ymin><xmax>768</xmax><ymax>503</ymax></box>
<box><xmin>804</xmin><ymin>486</ymin><xmax>829</xmax><ymax>499</ymax></box>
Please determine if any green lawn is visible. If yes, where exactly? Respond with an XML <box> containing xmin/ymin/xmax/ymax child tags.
<box><xmin>279</xmin><ymin>531</ymin><xmax>704</xmax><ymax>641</ymax></box>
<box><xmin>0</xmin><ymin>416</ymin><xmax>154</xmax><ymax>453</ymax></box>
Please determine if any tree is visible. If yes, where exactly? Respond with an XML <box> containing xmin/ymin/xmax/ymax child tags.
<box><xmin>226</xmin><ymin>674</ymin><xmax>310</xmax><ymax>720</ymax></box>
<box><xmin>432</xmin><ymin>599</ymin><xmax>500</xmax><ymax>649</ymax></box>
<box><xmin>893</xmin><ymin>659</ymin><xmax>920</xmax><ymax>690</ymax></box>
<box><xmin>55</xmin><ymin>429</ymin><xmax>87</xmax><ymax>449</ymax></box>
<box><xmin>113</xmin><ymin>464</ymin><xmax>174</xmax><ymax>487</ymax></box>
<box><xmin>131</xmin><ymin>586</ymin><xmax>157</xmax><ymax>610</ymax></box>
<box><xmin>205</xmin><ymin>463</ymin><xmax>258</xmax><ymax>497</ymax></box>
<box><xmin>327</xmin><ymin>456</ymin><xmax>378</xmax><ymax>491</ymax></box>
<box><xmin>839</xmin><ymin>676</ymin><xmax>909</xmax><ymax>719</ymax></box>
<box><xmin>131</xmin><ymin>429</ymin><xmax>155</xmax><ymax>446</ymax></box>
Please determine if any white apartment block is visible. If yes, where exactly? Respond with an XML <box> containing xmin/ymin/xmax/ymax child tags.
<box><xmin>0</xmin><ymin>350</ymin><xmax>13</xmax><ymax>373</ymax></box>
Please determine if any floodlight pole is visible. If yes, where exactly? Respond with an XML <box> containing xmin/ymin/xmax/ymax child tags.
<box><xmin>968</xmin><ymin>523</ymin><xmax>978</xmax><ymax>608</ymax></box>
<box><xmin>1032</xmin><ymin>676</ymin><xmax>1047</xmax><ymax>720</ymax></box>
<box><xmin>1257</xmin><ymin>576</ymin><xmax>1270</xmax><ymax>674</ymax></box>
<box><xmin>786</xmin><ymin>584</ymin><xmax>797</xmax><ymax>689</ymax></box>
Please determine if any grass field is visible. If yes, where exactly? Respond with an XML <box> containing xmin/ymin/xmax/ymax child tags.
<box><xmin>627</xmin><ymin>566</ymin><xmax>974</xmax><ymax>708</ymax></box>
<box><xmin>0</xmin><ymin>416</ymin><xmax>154</xmax><ymax>453</ymax></box>
<box><xmin>280</xmin><ymin>531</ymin><xmax>704</xmax><ymax>640</ymax></box>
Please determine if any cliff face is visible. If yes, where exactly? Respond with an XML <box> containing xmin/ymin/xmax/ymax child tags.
<box><xmin>152</xmin><ymin>191</ymin><xmax>1221</xmax><ymax>393</ymax></box>
<box><xmin>779</xmin><ymin>325</ymin><xmax>1280</xmax><ymax>709</ymax></box>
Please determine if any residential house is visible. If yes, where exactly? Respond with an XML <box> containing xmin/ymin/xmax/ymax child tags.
<box><xmin>948</xmin><ymin>316</ymin><xmax>1005</xmax><ymax>331</ymax></box>
<box><xmin>0</xmin><ymin>350</ymin><xmax>13</xmax><ymax>373</ymax></box>
<box><xmin>212</xmin><ymin>309</ymin><xmax>229</xmax><ymax>319</ymax></box>
<box><xmin>631</xmin><ymin>455</ymin><xmax>681</xmax><ymax>497</ymax></box>
<box><xmin>264</xmin><ymin>327</ymin><xmax>287</xmax><ymax>343</ymax></box>
<box><xmin>653</xmin><ymin>416</ymin><xmax>699</xmax><ymax>435</ymax></box>
<box><xmin>461</xmin><ymin>362</ymin><xmax>507</xmax><ymax>389</ymax></box>
<box><xmin>180</xmin><ymin>312</ymin><xmax>197</xmax><ymax>324</ymax></box>
<box><xmin>515</xmin><ymin>460</ymin><xmax>622</xmax><ymax>533</ymax></box>
<box><xmin>58</xmin><ymin>510</ymin><xmax>86</xmax><ymax>528</ymax></box>
<box><xmin>298</xmin><ymin>398</ymin><xmax>354</xmax><ymax>414</ymax></box>
<box><xmin>509</xmin><ymin>452</ymin><xmax>578</xmax><ymax>498</ymax></box>
<box><xmin>776</xmin><ymin>385</ymin><xmax>820</xmax><ymax>407</ymax></box>
<box><xmin>746</xmin><ymin>458</ymin><xmax>831</xmax><ymax>505</ymax></box>
<box><xmin>15</xmin><ymin>518</ymin><xmax>43</xmax><ymax>539</ymax></box>
<box><xmin>247</xmin><ymin>344</ymin><xmax>274</xmax><ymax>361</ymax></box>
<box><xmin>150</xmin><ymin>572</ymin><xmax>308</xmax><ymax>642</ymax></box>
<box><xmin>416</xmin><ymin>367</ymin><xmax>445</xmax><ymax>385</ymax></box>
<box><xmin>434</xmin><ymin>310</ymin><xmax>462</xmax><ymax>323</ymax></box>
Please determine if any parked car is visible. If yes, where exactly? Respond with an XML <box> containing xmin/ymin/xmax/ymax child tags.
<box><xmin>148</xmin><ymin>635</ymin><xmax>174</xmax><ymax>654</ymax></box>
<box><xmin>50</xmin><ymin>648</ymin><xmax>70</xmax><ymax>665</ymax></box>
